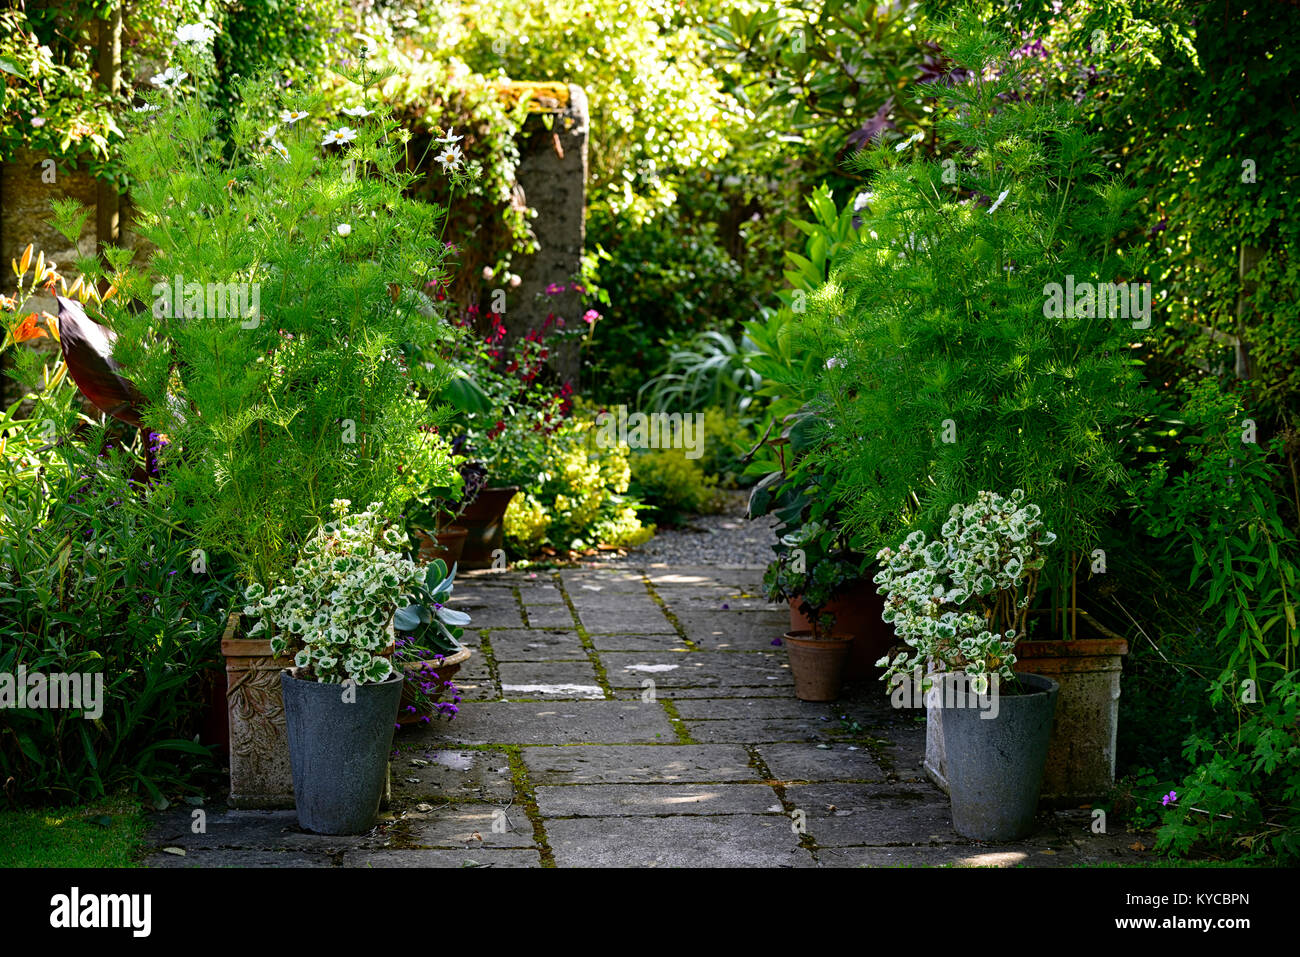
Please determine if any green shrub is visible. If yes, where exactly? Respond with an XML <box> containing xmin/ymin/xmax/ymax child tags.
<box><xmin>629</xmin><ymin>448</ymin><xmax>726</xmax><ymax>526</ymax></box>
<box><xmin>502</xmin><ymin>405</ymin><xmax>654</xmax><ymax>555</ymax></box>
<box><xmin>0</xmin><ymin>429</ymin><xmax>234</xmax><ymax>806</ymax></box>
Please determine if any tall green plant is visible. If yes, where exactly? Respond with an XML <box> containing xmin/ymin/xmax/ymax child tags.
<box><xmin>798</xmin><ymin>15</ymin><xmax>1151</xmax><ymax>620</ymax></box>
<box><xmin>75</xmin><ymin>43</ymin><xmax>462</xmax><ymax>588</ymax></box>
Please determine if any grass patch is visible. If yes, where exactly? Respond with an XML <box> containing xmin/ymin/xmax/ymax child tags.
<box><xmin>0</xmin><ymin>796</ymin><xmax>146</xmax><ymax>868</ymax></box>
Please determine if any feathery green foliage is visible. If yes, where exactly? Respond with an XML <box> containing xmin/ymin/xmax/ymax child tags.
<box><xmin>797</xmin><ymin>14</ymin><xmax>1152</xmax><ymax>605</ymax></box>
<box><xmin>80</xmin><ymin>45</ymin><xmax>463</xmax><ymax>588</ymax></box>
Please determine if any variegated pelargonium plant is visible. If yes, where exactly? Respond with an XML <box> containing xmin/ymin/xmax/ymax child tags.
<box><xmin>243</xmin><ymin>500</ymin><xmax>468</xmax><ymax>684</ymax></box>
<box><xmin>873</xmin><ymin>489</ymin><xmax>1057</xmax><ymax>694</ymax></box>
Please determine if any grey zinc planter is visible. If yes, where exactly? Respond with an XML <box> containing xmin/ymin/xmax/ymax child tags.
<box><xmin>940</xmin><ymin>671</ymin><xmax>1059</xmax><ymax>842</ymax></box>
<box><xmin>281</xmin><ymin>669</ymin><xmax>403</xmax><ymax>835</ymax></box>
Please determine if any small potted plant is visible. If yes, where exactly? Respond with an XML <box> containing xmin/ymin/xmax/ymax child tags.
<box><xmin>874</xmin><ymin>489</ymin><xmax>1060</xmax><ymax>842</ymax></box>
<box><xmin>763</xmin><ymin>520</ymin><xmax>863</xmax><ymax>701</ymax></box>
<box><xmin>243</xmin><ymin>501</ymin><xmax>441</xmax><ymax>835</ymax></box>
<box><xmin>406</xmin><ymin>453</ymin><xmax>488</xmax><ymax>567</ymax></box>
<box><xmin>392</xmin><ymin>557</ymin><xmax>474</xmax><ymax>727</ymax></box>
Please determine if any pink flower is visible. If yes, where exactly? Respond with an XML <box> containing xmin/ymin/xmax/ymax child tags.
<box><xmin>582</xmin><ymin>309</ymin><xmax>600</xmax><ymax>324</ymax></box>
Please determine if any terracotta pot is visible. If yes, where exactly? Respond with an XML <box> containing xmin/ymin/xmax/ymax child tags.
<box><xmin>458</xmin><ymin>486</ymin><xmax>518</xmax><ymax>569</ymax></box>
<box><xmin>220</xmin><ymin>612</ymin><xmax>295</xmax><ymax>809</ymax></box>
<box><xmin>396</xmin><ymin>646</ymin><xmax>473</xmax><ymax>727</ymax></box>
<box><xmin>415</xmin><ymin>525</ymin><xmax>468</xmax><ymax>566</ymax></box>
<box><xmin>783</xmin><ymin>630</ymin><xmax>853</xmax><ymax>702</ymax></box>
<box><xmin>788</xmin><ymin>576</ymin><xmax>893</xmax><ymax>680</ymax></box>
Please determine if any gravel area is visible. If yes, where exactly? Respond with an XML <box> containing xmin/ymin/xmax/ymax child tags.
<box><xmin>592</xmin><ymin>489</ymin><xmax>778</xmax><ymax>568</ymax></box>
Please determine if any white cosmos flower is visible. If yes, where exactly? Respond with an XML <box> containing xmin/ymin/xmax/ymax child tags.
<box><xmin>176</xmin><ymin>23</ymin><xmax>216</xmax><ymax>45</ymax></box>
<box><xmin>854</xmin><ymin>191</ymin><xmax>874</xmax><ymax>212</ymax></box>
<box><xmin>986</xmin><ymin>189</ymin><xmax>1010</xmax><ymax>214</ymax></box>
<box><xmin>270</xmin><ymin>139</ymin><xmax>290</xmax><ymax>161</ymax></box>
<box><xmin>132</xmin><ymin>103</ymin><xmax>162</xmax><ymax>113</ymax></box>
<box><xmin>280</xmin><ymin>109</ymin><xmax>309</xmax><ymax>124</ymax></box>
<box><xmin>322</xmin><ymin>126</ymin><xmax>358</xmax><ymax>146</ymax></box>
<box><xmin>438</xmin><ymin>128</ymin><xmax>463</xmax><ymax>144</ymax></box>
<box><xmin>894</xmin><ymin>131</ymin><xmax>924</xmax><ymax>152</ymax></box>
<box><xmin>341</xmin><ymin>105</ymin><xmax>372</xmax><ymax>118</ymax></box>
<box><xmin>150</xmin><ymin>67</ymin><xmax>189</xmax><ymax>88</ymax></box>
<box><xmin>260</xmin><ymin>124</ymin><xmax>277</xmax><ymax>141</ymax></box>
<box><xmin>435</xmin><ymin>143</ymin><xmax>463</xmax><ymax>170</ymax></box>
<box><xmin>337</xmin><ymin>223</ymin><xmax>352</xmax><ymax>237</ymax></box>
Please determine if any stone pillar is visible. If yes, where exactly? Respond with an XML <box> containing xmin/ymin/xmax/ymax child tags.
<box><xmin>501</xmin><ymin>83</ymin><xmax>588</xmax><ymax>383</ymax></box>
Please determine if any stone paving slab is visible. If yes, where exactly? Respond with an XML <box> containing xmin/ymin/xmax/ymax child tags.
<box><xmin>497</xmin><ymin>660</ymin><xmax>604</xmax><ymax>699</ymax></box>
<box><xmin>382</xmin><ymin>804</ymin><xmax>536</xmax><ymax>849</ymax></box>
<box><xmin>671</xmin><ymin>697</ymin><xmax>835</xmax><ymax>721</ymax></box>
<box><xmin>685</xmin><ymin>718</ymin><xmax>840</xmax><ymax>744</ymax></box>
<box><xmin>343</xmin><ymin>848</ymin><xmax>543</xmax><ymax>868</ymax></box>
<box><xmin>146</xmin><ymin>848</ymin><xmax>340</xmax><ymax>868</ymax></box>
<box><xmin>419</xmin><ymin>701</ymin><xmax>678</xmax><ymax>745</ymax></box>
<box><xmin>560</xmin><ymin>568</ymin><xmax>649</xmax><ymax>590</ymax></box>
<box><xmin>579</xmin><ymin>610</ymin><xmax>677</xmax><ymax>634</ymax></box>
<box><xmin>587</xmin><ymin>632</ymin><xmax>693</xmax><ymax>652</ymax></box>
<box><xmin>522</xmin><ymin>604</ymin><xmax>577</xmax><ymax>628</ymax></box>
<box><xmin>616</xmin><ymin>684</ymin><xmax>792</xmax><ymax>700</ymax></box>
<box><xmin>521</xmin><ymin>744</ymin><xmax>758</xmax><ymax>785</ymax></box>
<box><xmin>386</xmin><ymin>748</ymin><xmax>517</xmax><ymax>800</ymax></box>
<box><xmin>669</xmin><ymin>611</ymin><xmax>790</xmax><ymax>647</ymax></box>
<box><xmin>536</xmin><ymin>783</ymin><xmax>781</xmax><ymax>817</ymax></box>
<box><xmin>454</xmin><ymin>600</ymin><xmax>526</xmax><ymax>629</ymax></box>
<box><xmin>489</xmin><ymin>628</ymin><xmax>588</xmax><ymax>661</ymax></box>
<box><xmin>544</xmin><ymin>815</ymin><xmax>812</xmax><ymax>868</ymax></box>
<box><xmin>755</xmin><ymin>742</ymin><xmax>888</xmax><ymax>782</ymax></box>
<box><xmin>602</xmin><ymin>650</ymin><xmax>792</xmax><ymax>689</ymax></box>
<box><xmin>783</xmin><ymin>782</ymin><xmax>962</xmax><ymax>846</ymax></box>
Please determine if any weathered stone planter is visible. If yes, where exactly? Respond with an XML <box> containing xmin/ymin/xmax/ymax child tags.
<box><xmin>220</xmin><ymin>613</ymin><xmax>295</xmax><ymax>809</ymax></box>
<box><xmin>925</xmin><ymin>622</ymin><xmax>1128</xmax><ymax>807</ymax></box>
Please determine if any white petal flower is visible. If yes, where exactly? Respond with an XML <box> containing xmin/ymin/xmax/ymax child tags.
<box><xmin>434</xmin><ymin>143</ymin><xmax>463</xmax><ymax>170</ymax></box>
<box><xmin>337</xmin><ymin>223</ymin><xmax>352</xmax><ymax>237</ymax></box>
<box><xmin>149</xmin><ymin>67</ymin><xmax>189</xmax><ymax>88</ymax></box>
<box><xmin>176</xmin><ymin>23</ymin><xmax>216</xmax><ymax>45</ymax></box>
<box><xmin>270</xmin><ymin>139</ymin><xmax>290</xmax><ymax>161</ymax></box>
<box><xmin>341</xmin><ymin>106</ymin><xmax>372</xmax><ymax>118</ymax></box>
<box><xmin>259</xmin><ymin>124</ymin><xmax>277</xmax><ymax>141</ymax></box>
<box><xmin>132</xmin><ymin>103</ymin><xmax>162</xmax><ymax>113</ymax></box>
<box><xmin>894</xmin><ymin>131</ymin><xmax>924</xmax><ymax>152</ymax></box>
<box><xmin>854</xmin><ymin>191</ymin><xmax>874</xmax><ymax>212</ymax></box>
<box><xmin>322</xmin><ymin>126</ymin><xmax>357</xmax><ymax>146</ymax></box>
<box><xmin>280</xmin><ymin>109</ymin><xmax>309</xmax><ymax>125</ymax></box>
<box><xmin>438</xmin><ymin>128</ymin><xmax>463</xmax><ymax>144</ymax></box>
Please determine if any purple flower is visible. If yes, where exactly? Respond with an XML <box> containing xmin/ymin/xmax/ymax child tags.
<box><xmin>1161</xmin><ymin>790</ymin><xmax>1178</xmax><ymax>807</ymax></box>
<box><xmin>771</xmin><ymin>637</ymin><xmax>783</xmax><ymax>647</ymax></box>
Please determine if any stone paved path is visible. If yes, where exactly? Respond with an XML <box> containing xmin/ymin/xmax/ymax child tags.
<box><xmin>145</xmin><ymin>565</ymin><xmax>1152</xmax><ymax>868</ymax></box>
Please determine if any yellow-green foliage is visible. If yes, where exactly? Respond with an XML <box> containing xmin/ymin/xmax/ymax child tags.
<box><xmin>504</xmin><ymin>405</ymin><xmax>655</xmax><ymax>554</ymax></box>
<box><xmin>630</xmin><ymin>447</ymin><xmax>726</xmax><ymax>524</ymax></box>
<box><xmin>697</xmin><ymin>406</ymin><xmax>753</xmax><ymax>486</ymax></box>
